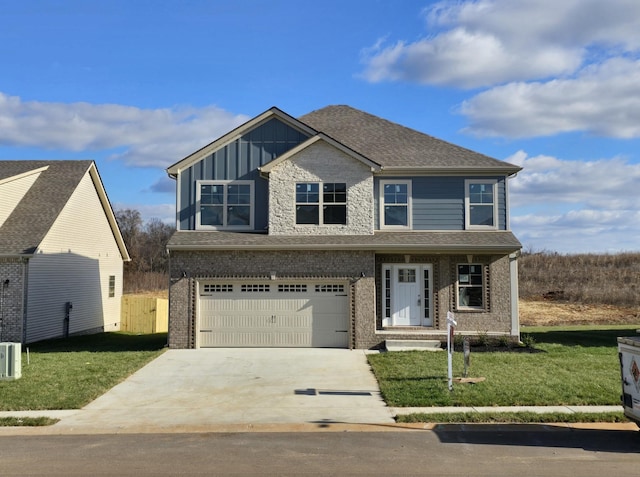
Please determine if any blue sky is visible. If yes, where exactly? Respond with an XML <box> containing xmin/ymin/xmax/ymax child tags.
<box><xmin>1</xmin><ymin>0</ymin><xmax>639</xmax><ymax>253</ymax></box>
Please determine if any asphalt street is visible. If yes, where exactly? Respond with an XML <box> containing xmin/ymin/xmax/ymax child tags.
<box><xmin>1</xmin><ymin>426</ymin><xmax>639</xmax><ymax>476</ymax></box>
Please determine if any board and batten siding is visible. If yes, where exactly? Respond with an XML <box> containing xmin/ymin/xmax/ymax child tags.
<box><xmin>177</xmin><ymin>118</ymin><xmax>310</xmax><ymax>230</ymax></box>
<box><xmin>0</xmin><ymin>169</ymin><xmax>45</xmax><ymax>229</ymax></box>
<box><xmin>374</xmin><ymin>176</ymin><xmax>508</xmax><ymax>231</ymax></box>
<box><xmin>25</xmin><ymin>171</ymin><xmax>124</xmax><ymax>343</ymax></box>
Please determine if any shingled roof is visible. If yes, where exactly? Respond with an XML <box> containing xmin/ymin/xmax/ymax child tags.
<box><xmin>0</xmin><ymin>161</ymin><xmax>128</xmax><ymax>258</ymax></box>
<box><xmin>167</xmin><ymin>230</ymin><xmax>521</xmax><ymax>253</ymax></box>
<box><xmin>299</xmin><ymin>105</ymin><xmax>520</xmax><ymax>173</ymax></box>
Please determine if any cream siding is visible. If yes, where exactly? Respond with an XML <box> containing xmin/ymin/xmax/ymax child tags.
<box><xmin>0</xmin><ymin>170</ymin><xmax>44</xmax><ymax>229</ymax></box>
<box><xmin>25</xmin><ymin>171</ymin><xmax>124</xmax><ymax>343</ymax></box>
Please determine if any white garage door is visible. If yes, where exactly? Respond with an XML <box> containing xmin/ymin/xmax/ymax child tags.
<box><xmin>198</xmin><ymin>282</ymin><xmax>349</xmax><ymax>348</ymax></box>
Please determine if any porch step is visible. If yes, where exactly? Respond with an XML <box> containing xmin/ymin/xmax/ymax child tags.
<box><xmin>385</xmin><ymin>339</ymin><xmax>443</xmax><ymax>352</ymax></box>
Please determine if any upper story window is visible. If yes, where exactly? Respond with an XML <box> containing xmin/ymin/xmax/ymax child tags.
<box><xmin>465</xmin><ymin>179</ymin><xmax>497</xmax><ymax>229</ymax></box>
<box><xmin>457</xmin><ymin>264</ymin><xmax>485</xmax><ymax>310</ymax></box>
<box><xmin>380</xmin><ymin>180</ymin><xmax>412</xmax><ymax>229</ymax></box>
<box><xmin>196</xmin><ymin>180</ymin><xmax>254</xmax><ymax>230</ymax></box>
<box><xmin>295</xmin><ymin>182</ymin><xmax>347</xmax><ymax>225</ymax></box>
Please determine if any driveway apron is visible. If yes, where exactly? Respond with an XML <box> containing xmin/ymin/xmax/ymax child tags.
<box><xmin>54</xmin><ymin>349</ymin><xmax>395</xmax><ymax>431</ymax></box>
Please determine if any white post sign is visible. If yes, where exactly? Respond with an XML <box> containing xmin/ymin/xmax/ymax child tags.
<box><xmin>446</xmin><ymin>311</ymin><xmax>457</xmax><ymax>391</ymax></box>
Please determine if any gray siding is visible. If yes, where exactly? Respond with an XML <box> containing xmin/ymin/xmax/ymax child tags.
<box><xmin>178</xmin><ymin>118</ymin><xmax>309</xmax><ymax>230</ymax></box>
<box><xmin>374</xmin><ymin>176</ymin><xmax>507</xmax><ymax>231</ymax></box>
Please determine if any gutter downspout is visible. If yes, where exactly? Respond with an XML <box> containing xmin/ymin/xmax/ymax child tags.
<box><xmin>509</xmin><ymin>251</ymin><xmax>520</xmax><ymax>340</ymax></box>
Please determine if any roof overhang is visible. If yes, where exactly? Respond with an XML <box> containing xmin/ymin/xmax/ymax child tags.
<box><xmin>167</xmin><ymin>231</ymin><xmax>522</xmax><ymax>255</ymax></box>
<box><xmin>377</xmin><ymin>166</ymin><xmax>523</xmax><ymax>177</ymax></box>
<box><xmin>259</xmin><ymin>133</ymin><xmax>382</xmax><ymax>176</ymax></box>
<box><xmin>87</xmin><ymin>163</ymin><xmax>131</xmax><ymax>262</ymax></box>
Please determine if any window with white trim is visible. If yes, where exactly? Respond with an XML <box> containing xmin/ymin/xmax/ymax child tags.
<box><xmin>380</xmin><ymin>180</ymin><xmax>411</xmax><ymax>228</ymax></box>
<box><xmin>197</xmin><ymin>181</ymin><xmax>254</xmax><ymax>230</ymax></box>
<box><xmin>108</xmin><ymin>275</ymin><xmax>115</xmax><ymax>298</ymax></box>
<box><xmin>457</xmin><ymin>264</ymin><xmax>484</xmax><ymax>309</ymax></box>
<box><xmin>295</xmin><ymin>182</ymin><xmax>347</xmax><ymax>225</ymax></box>
<box><xmin>465</xmin><ymin>179</ymin><xmax>497</xmax><ymax>229</ymax></box>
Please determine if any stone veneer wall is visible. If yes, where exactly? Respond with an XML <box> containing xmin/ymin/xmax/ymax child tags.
<box><xmin>168</xmin><ymin>249</ymin><xmax>376</xmax><ymax>349</ymax></box>
<box><xmin>0</xmin><ymin>258</ymin><xmax>27</xmax><ymax>343</ymax></box>
<box><xmin>267</xmin><ymin>141</ymin><xmax>374</xmax><ymax>236</ymax></box>
<box><xmin>356</xmin><ymin>253</ymin><xmax>514</xmax><ymax>349</ymax></box>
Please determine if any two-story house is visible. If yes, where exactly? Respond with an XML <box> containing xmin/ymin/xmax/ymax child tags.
<box><xmin>166</xmin><ymin>105</ymin><xmax>522</xmax><ymax>349</ymax></box>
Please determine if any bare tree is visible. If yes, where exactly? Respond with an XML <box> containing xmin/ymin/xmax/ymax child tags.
<box><xmin>115</xmin><ymin>208</ymin><xmax>175</xmax><ymax>273</ymax></box>
<box><xmin>142</xmin><ymin>218</ymin><xmax>174</xmax><ymax>273</ymax></box>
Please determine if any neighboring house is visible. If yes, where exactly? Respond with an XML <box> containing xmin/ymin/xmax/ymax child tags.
<box><xmin>166</xmin><ymin>105</ymin><xmax>522</xmax><ymax>349</ymax></box>
<box><xmin>0</xmin><ymin>161</ymin><xmax>130</xmax><ymax>344</ymax></box>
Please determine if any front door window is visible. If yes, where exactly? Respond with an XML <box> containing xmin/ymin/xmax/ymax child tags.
<box><xmin>382</xmin><ymin>264</ymin><xmax>433</xmax><ymax>327</ymax></box>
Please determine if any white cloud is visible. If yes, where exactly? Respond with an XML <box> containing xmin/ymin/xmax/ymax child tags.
<box><xmin>114</xmin><ymin>202</ymin><xmax>176</xmax><ymax>225</ymax></box>
<box><xmin>461</xmin><ymin>58</ymin><xmax>640</xmax><ymax>138</ymax></box>
<box><xmin>0</xmin><ymin>93</ymin><xmax>249</xmax><ymax>167</ymax></box>
<box><xmin>361</xmin><ymin>0</ymin><xmax>640</xmax><ymax>89</ymax></box>
<box><xmin>508</xmin><ymin>151</ymin><xmax>640</xmax><ymax>252</ymax></box>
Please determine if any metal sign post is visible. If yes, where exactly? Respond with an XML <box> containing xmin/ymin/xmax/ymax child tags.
<box><xmin>446</xmin><ymin>311</ymin><xmax>457</xmax><ymax>391</ymax></box>
<box><xmin>463</xmin><ymin>338</ymin><xmax>470</xmax><ymax>378</ymax></box>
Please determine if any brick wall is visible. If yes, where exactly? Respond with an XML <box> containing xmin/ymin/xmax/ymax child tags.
<box><xmin>168</xmin><ymin>249</ymin><xmax>376</xmax><ymax>349</ymax></box>
<box><xmin>0</xmin><ymin>259</ymin><xmax>26</xmax><ymax>343</ymax></box>
<box><xmin>168</xmin><ymin>250</ymin><xmax>515</xmax><ymax>349</ymax></box>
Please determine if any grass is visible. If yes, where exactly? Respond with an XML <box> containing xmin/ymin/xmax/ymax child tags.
<box><xmin>0</xmin><ymin>332</ymin><xmax>167</xmax><ymax>411</ymax></box>
<box><xmin>367</xmin><ymin>325</ymin><xmax>639</xmax><ymax>408</ymax></box>
<box><xmin>0</xmin><ymin>417</ymin><xmax>60</xmax><ymax>426</ymax></box>
<box><xmin>396</xmin><ymin>412</ymin><xmax>628</xmax><ymax>424</ymax></box>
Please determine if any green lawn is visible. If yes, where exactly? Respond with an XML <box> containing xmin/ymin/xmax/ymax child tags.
<box><xmin>0</xmin><ymin>332</ymin><xmax>167</xmax><ymax>411</ymax></box>
<box><xmin>396</xmin><ymin>411</ymin><xmax>627</xmax><ymax>424</ymax></box>
<box><xmin>367</xmin><ymin>325</ymin><xmax>639</xmax><ymax>408</ymax></box>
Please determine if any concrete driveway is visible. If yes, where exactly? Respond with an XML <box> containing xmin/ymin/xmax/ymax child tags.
<box><xmin>54</xmin><ymin>349</ymin><xmax>395</xmax><ymax>432</ymax></box>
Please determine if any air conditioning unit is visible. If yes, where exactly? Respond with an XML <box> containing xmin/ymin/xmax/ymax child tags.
<box><xmin>0</xmin><ymin>342</ymin><xmax>22</xmax><ymax>380</ymax></box>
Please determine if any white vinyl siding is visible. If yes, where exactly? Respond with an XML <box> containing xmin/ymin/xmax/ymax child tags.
<box><xmin>0</xmin><ymin>168</ymin><xmax>45</xmax><ymax>229</ymax></box>
<box><xmin>25</xmin><ymin>171</ymin><xmax>124</xmax><ymax>343</ymax></box>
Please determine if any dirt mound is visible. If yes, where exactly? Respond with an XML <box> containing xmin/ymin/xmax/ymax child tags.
<box><xmin>520</xmin><ymin>300</ymin><xmax>640</xmax><ymax>326</ymax></box>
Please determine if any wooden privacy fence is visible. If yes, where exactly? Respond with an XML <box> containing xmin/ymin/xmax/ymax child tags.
<box><xmin>121</xmin><ymin>296</ymin><xmax>168</xmax><ymax>333</ymax></box>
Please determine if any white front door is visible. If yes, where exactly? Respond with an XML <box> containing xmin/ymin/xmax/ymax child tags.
<box><xmin>383</xmin><ymin>264</ymin><xmax>433</xmax><ymax>327</ymax></box>
<box><xmin>393</xmin><ymin>266</ymin><xmax>421</xmax><ymax>326</ymax></box>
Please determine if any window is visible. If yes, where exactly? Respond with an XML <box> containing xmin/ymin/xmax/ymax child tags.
<box><xmin>398</xmin><ymin>268</ymin><xmax>416</xmax><ymax>283</ymax></box>
<box><xmin>203</xmin><ymin>284</ymin><xmax>233</xmax><ymax>293</ymax></box>
<box><xmin>315</xmin><ymin>284</ymin><xmax>345</xmax><ymax>293</ymax></box>
<box><xmin>108</xmin><ymin>275</ymin><xmax>115</xmax><ymax>298</ymax></box>
<box><xmin>278</xmin><ymin>284</ymin><xmax>307</xmax><ymax>293</ymax></box>
<box><xmin>197</xmin><ymin>181</ymin><xmax>254</xmax><ymax>229</ymax></box>
<box><xmin>465</xmin><ymin>180</ymin><xmax>497</xmax><ymax>229</ymax></box>
<box><xmin>295</xmin><ymin>182</ymin><xmax>346</xmax><ymax>225</ymax></box>
<box><xmin>380</xmin><ymin>180</ymin><xmax>411</xmax><ymax>228</ymax></box>
<box><xmin>457</xmin><ymin>264</ymin><xmax>484</xmax><ymax>309</ymax></box>
<box><xmin>241</xmin><ymin>284</ymin><xmax>270</xmax><ymax>292</ymax></box>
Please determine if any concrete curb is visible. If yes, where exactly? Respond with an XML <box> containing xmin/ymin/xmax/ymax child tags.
<box><xmin>0</xmin><ymin>420</ymin><xmax>636</xmax><ymax>436</ymax></box>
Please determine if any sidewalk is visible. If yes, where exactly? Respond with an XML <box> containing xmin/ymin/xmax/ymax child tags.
<box><xmin>0</xmin><ymin>405</ymin><xmax>624</xmax><ymax>421</ymax></box>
